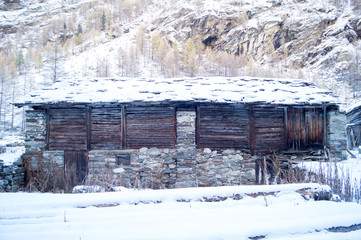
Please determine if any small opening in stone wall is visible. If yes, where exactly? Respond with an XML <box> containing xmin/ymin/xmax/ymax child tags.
<box><xmin>116</xmin><ymin>154</ymin><xmax>131</xmax><ymax>166</ymax></box>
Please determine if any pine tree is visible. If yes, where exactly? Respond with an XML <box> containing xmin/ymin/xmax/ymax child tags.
<box><xmin>77</xmin><ymin>24</ymin><xmax>83</xmax><ymax>36</ymax></box>
<box><xmin>15</xmin><ymin>50</ymin><xmax>25</xmax><ymax>75</ymax></box>
<box><xmin>61</xmin><ymin>22</ymin><xmax>67</xmax><ymax>43</ymax></box>
<box><xmin>101</xmin><ymin>11</ymin><xmax>106</xmax><ymax>30</ymax></box>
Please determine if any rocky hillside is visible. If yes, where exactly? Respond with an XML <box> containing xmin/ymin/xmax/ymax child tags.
<box><xmin>151</xmin><ymin>0</ymin><xmax>361</xmax><ymax>100</ymax></box>
<box><xmin>0</xmin><ymin>0</ymin><xmax>360</xmax><ymax>131</ymax></box>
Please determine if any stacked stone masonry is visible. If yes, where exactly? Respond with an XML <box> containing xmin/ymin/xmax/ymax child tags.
<box><xmin>327</xmin><ymin>110</ymin><xmax>347</xmax><ymax>161</ymax></box>
<box><xmin>20</xmin><ymin>108</ymin><xmax>348</xmax><ymax>191</ymax></box>
<box><xmin>0</xmin><ymin>160</ymin><xmax>25</xmax><ymax>192</ymax></box>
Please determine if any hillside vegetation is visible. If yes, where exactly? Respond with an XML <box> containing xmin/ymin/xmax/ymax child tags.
<box><xmin>0</xmin><ymin>0</ymin><xmax>360</xmax><ymax>132</ymax></box>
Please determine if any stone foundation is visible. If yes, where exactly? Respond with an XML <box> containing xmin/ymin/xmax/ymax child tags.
<box><xmin>0</xmin><ymin>160</ymin><xmax>25</xmax><ymax>192</ymax></box>
<box><xmin>86</xmin><ymin>147</ymin><xmax>256</xmax><ymax>189</ymax></box>
<box><xmin>21</xmin><ymin>108</ymin><xmax>348</xmax><ymax>191</ymax></box>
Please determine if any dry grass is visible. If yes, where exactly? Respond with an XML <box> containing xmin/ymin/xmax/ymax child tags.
<box><xmin>259</xmin><ymin>152</ymin><xmax>361</xmax><ymax>203</ymax></box>
<box><xmin>23</xmin><ymin>154</ymin><xmax>64</xmax><ymax>192</ymax></box>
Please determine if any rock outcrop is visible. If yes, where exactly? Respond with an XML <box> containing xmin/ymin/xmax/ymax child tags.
<box><xmin>152</xmin><ymin>0</ymin><xmax>360</xmax><ymax>85</ymax></box>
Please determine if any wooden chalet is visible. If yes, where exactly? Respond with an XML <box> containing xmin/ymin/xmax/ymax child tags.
<box><xmin>16</xmin><ymin>77</ymin><xmax>345</xmax><ymax>190</ymax></box>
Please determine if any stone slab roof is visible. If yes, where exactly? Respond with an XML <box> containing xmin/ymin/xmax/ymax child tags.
<box><xmin>15</xmin><ymin>77</ymin><xmax>338</xmax><ymax>106</ymax></box>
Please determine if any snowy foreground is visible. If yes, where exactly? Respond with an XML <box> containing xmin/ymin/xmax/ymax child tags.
<box><xmin>1</xmin><ymin>184</ymin><xmax>361</xmax><ymax>240</ymax></box>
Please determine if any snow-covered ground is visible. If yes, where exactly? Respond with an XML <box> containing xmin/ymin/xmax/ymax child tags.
<box><xmin>0</xmin><ymin>134</ymin><xmax>24</xmax><ymax>166</ymax></box>
<box><xmin>1</xmin><ymin>184</ymin><xmax>361</xmax><ymax>240</ymax></box>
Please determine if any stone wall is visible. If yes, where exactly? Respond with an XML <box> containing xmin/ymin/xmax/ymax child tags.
<box><xmin>175</xmin><ymin>111</ymin><xmax>197</xmax><ymax>188</ymax></box>
<box><xmin>327</xmin><ymin>110</ymin><xmax>347</xmax><ymax>161</ymax></box>
<box><xmin>0</xmin><ymin>160</ymin><xmax>25</xmax><ymax>192</ymax></box>
<box><xmin>21</xmin><ymin>107</ymin><xmax>348</xmax><ymax>191</ymax></box>
<box><xmin>86</xmin><ymin>147</ymin><xmax>256</xmax><ymax>189</ymax></box>
<box><xmin>85</xmin><ymin>111</ymin><xmax>255</xmax><ymax>188</ymax></box>
<box><xmin>25</xmin><ymin>110</ymin><xmax>46</xmax><ymax>153</ymax></box>
<box><xmin>88</xmin><ymin>148</ymin><xmax>177</xmax><ymax>189</ymax></box>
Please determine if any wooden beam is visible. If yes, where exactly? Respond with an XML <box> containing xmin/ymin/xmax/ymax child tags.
<box><xmin>283</xmin><ymin>107</ymin><xmax>288</xmax><ymax>147</ymax></box>
<box><xmin>196</xmin><ymin>105</ymin><xmax>200</xmax><ymax>148</ymax></box>
<box><xmin>174</xmin><ymin>106</ymin><xmax>177</xmax><ymax>146</ymax></box>
<box><xmin>249</xmin><ymin>105</ymin><xmax>255</xmax><ymax>155</ymax></box>
<box><xmin>45</xmin><ymin>107</ymin><xmax>50</xmax><ymax>150</ymax></box>
<box><xmin>323</xmin><ymin>106</ymin><xmax>327</xmax><ymax>147</ymax></box>
<box><xmin>121</xmin><ymin>105</ymin><xmax>126</xmax><ymax>150</ymax></box>
<box><xmin>86</xmin><ymin>106</ymin><xmax>91</xmax><ymax>151</ymax></box>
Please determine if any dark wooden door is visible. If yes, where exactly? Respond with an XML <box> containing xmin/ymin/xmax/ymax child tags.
<box><xmin>64</xmin><ymin>151</ymin><xmax>88</xmax><ymax>191</ymax></box>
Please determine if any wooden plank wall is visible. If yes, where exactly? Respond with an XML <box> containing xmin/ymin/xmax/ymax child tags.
<box><xmin>197</xmin><ymin>104</ymin><xmax>250</xmax><ymax>149</ymax></box>
<box><xmin>347</xmin><ymin>107</ymin><xmax>361</xmax><ymax>126</ymax></box>
<box><xmin>126</xmin><ymin>106</ymin><xmax>176</xmax><ymax>148</ymax></box>
<box><xmin>48</xmin><ymin>108</ymin><xmax>87</xmax><ymax>151</ymax></box>
<box><xmin>46</xmin><ymin>104</ymin><xmax>326</xmax><ymax>153</ymax></box>
<box><xmin>346</xmin><ymin>107</ymin><xmax>361</xmax><ymax>149</ymax></box>
<box><xmin>347</xmin><ymin>125</ymin><xmax>361</xmax><ymax>149</ymax></box>
<box><xmin>254</xmin><ymin>106</ymin><xmax>285</xmax><ymax>153</ymax></box>
<box><xmin>286</xmin><ymin>107</ymin><xmax>324</xmax><ymax>150</ymax></box>
<box><xmin>91</xmin><ymin>107</ymin><xmax>122</xmax><ymax>150</ymax></box>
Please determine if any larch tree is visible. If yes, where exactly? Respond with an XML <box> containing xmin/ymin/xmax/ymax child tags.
<box><xmin>0</xmin><ymin>53</ymin><xmax>6</xmax><ymax>130</ymax></box>
<box><xmin>50</xmin><ymin>42</ymin><xmax>61</xmax><ymax>82</ymax></box>
<box><xmin>164</xmin><ymin>50</ymin><xmax>176</xmax><ymax>78</ymax></box>
<box><xmin>182</xmin><ymin>38</ymin><xmax>198</xmax><ymax>77</ymax></box>
<box><xmin>117</xmin><ymin>47</ymin><xmax>128</xmax><ymax>77</ymax></box>
<box><xmin>34</xmin><ymin>48</ymin><xmax>43</xmax><ymax>72</ymax></box>
<box><xmin>151</xmin><ymin>33</ymin><xmax>161</xmax><ymax>60</ymax></box>
<box><xmin>135</xmin><ymin>25</ymin><xmax>148</xmax><ymax>65</ymax></box>
<box><xmin>8</xmin><ymin>54</ymin><xmax>16</xmax><ymax>129</ymax></box>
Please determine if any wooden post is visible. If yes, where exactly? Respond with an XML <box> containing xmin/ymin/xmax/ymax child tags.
<box><xmin>86</xmin><ymin>106</ymin><xmax>91</xmax><ymax>151</ymax></box>
<box><xmin>196</xmin><ymin>105</ymin><xmax>200</xmax><ymax>148</ymax></box>
<box><xmin>323</xmin><ymin>106</ymin><xmax>327</xmax><ymax>147</ymax></box>
<box><xmin>121</xmin><ymin>105</ymin><xmax>126</xmax><ymax>150</ymax></box>
<box><xmin>249</xmin><ymin>105</ymin><xmax>255</xmax><ymax>155</ymax></box>
<box><xmin>284</xmin><ymin>107</ymin><xmax>288</xmax><ymax>147</ymax></box>
<box><xmin>174</xmin><ymin>106</ymin><xmax>177</xmax><ymax>146</ymax></box>
<box><xmin>45</xmin><ymin>107</ymin><xmax>50</xmax><ymax>150</ymax></box>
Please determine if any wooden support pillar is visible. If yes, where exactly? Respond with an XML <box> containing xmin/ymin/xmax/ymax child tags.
<box><xmin>284</xmin><ymin>107</ymin><xmax>288</xmax><ymax>147</ymax></box>
<box><xmin>196</xmin><ymin>105</ymin><xmax>200</xmax><ymax>147</ymax></box>
<box><xmin>86</xmin><ymin>106</ymin><xmax>91</xmax><ymax>151</ymax></box>
<box><xmin>249</xmin><ymin>105</ymin><xmax>255</xmax><ymax>155</ymax></box>
<box><xmin>121</xmin><ymin>105</ymin><xmax>126</xmax><ymax>150</ymax></box>
<box><xmin>323</xmin><ymin>106</ymin><xmax>327</xmax><ymax>147</ymax></box>
<box><xmin>45</xmin><ymin>107</ymin><xmax>50</xmax><ymax>150</ymax></box>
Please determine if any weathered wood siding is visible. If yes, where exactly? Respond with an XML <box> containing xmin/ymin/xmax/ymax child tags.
<box><xmin>347</xmin><ymin>106</ymin><xmax>361</xmax><ymax>149</ymax></box>
<box><xmin>46</xmin><ymin>104</ymin><xmax>326</xmax><ymax>153</ymax></box>
<box><xmin>64</xmin><ymin>151</ymin><xmax>88</xmax><ymax>190</ymax></box>
<box><xmin>197</xmin><ymin>104</ymin><xmax>250</xmax><ymax>149</ymax></box>
<box><xmin>254</xmin><ymin>106</ymin><xmax>285</xmax><ymax>152</ymax></box>
<box><xmin>91</xmin><ymin>107</ymin><xmax>122</xmax><ymax>150</ymax></box>
<box><xmin>48</xmin><ymin>108</ymin><xmax>87</xmax><ymax>151</ymax></box>
<box><xmin>126</xmin><ymin>106</ymin><xmax>176</xmax><ymax>148</ymax></box>
<box><xmin>286</xmin><ymin>107</ymin><xmax>324</xmax><ymax>150</ymax></box>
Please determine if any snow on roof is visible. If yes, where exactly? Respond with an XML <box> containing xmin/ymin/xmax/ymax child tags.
<box><xmin>16</xmin><ymin>77</ymin><xmax>338</xmax><ymax>106</ymax></box>
<box><xmin>347</xmin><ymin>100</ymin><xmax>361</xmax><ymax>114</ymax></box>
